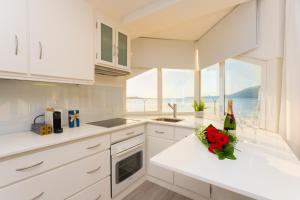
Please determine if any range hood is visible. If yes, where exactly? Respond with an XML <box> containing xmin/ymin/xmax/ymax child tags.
<box><xmin>95</xmin><ymin>65</ymin><xmax>130</xmax><ymax>76</ymax></box>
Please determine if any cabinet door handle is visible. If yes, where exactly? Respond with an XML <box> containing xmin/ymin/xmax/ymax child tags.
<box><xmin>86</xmin><ymin>166</ymin><xmax>101</xmax><ymax>174</ymax></box>
<box><xmin>31</xmin><ymin>192</ymin><xmax>44</xmax><ymax>200</ymax></box>
<box><xmin>125</xmin><ymin>131</ymin><xmax>135</xmax><ymax>136</ymax></box>
<box><xmin>15</xmin><ymin>35</ymin><xmax>19</xmax><ymax>55</ymax></box>
<box><xmin>86</xmin><ymin>143</ymin><xmax>101</xmax><ymax>150</ymax></box>
<box><xmin>95</xmin><ymin>194</ymin><xmax>102</xmax><ymax>200</ymax></box>
<box><xmin>38</xmin><ymin>41</ymin><xmax>43</xmax><ymax>60</ymax></box>
<box><xmin>155</xmin><ymin>130</ymin><xmax>165</xmax><ymax>134</ymax></box>
<box><xmin>16</xmin><ymin>161</ymin><xmax>44</xmax><ymax>172</ymax></box>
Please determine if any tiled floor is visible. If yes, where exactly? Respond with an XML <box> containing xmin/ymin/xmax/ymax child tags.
<box><xmin>123</xmin><ymin>181</ymin><xmax>192</xmax><ymax>200</ymax></box>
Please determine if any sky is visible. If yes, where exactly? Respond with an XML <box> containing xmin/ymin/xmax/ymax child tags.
<box><xmin>126</xmin><ymin>68</ymin><xmax>194</xmax><ymax>98</ymax></box>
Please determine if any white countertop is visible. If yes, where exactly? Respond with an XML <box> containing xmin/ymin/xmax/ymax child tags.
<box><xmin>0</xmin><ymin>115</ymin><xmax>203</xmax><ymax>160</ymax></box>
<box><xmin>0</xmin><ymin>121</ymin><xmax>146</xmax><ymax>159</ymax></box>
<box><xmin>151</xmin><ymin>130</ymin><xmax>300</xmax><ymax>200</ymax></box>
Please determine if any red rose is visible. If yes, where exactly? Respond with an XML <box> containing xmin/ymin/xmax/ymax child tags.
<box><xmin>216</xmin><ymin>133</ymin><xmax>229</xmax><ymax>146</ymax></box>
<box><xmin>206</xmin><ymin>126</ymin><xmax>218</xmax><ymax>134</ymax></box>
<box><xmin>207</xmin><ymin>131</ymin><xmax>218</xmax><ymax>143</ymax></box>
<box><xmin>208</xmin><ymin>144</ymin><xmax>223</xmax><ymax>154</ymax></box>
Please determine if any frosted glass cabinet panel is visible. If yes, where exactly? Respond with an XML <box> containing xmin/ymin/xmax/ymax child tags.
<box><xmin>100</xmin><ymin>23</ymin><xmax>114</xmax><ymax>64</ymax></box>
<box><xmin>117</xmin><ymin>31</ymin><xmax>128</xmax><ymax>68</ymax></box>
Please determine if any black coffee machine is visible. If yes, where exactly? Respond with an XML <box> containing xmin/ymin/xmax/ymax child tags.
<box><xmin>53</xmin><ymin>111</ymin><xmax>63</xmax><ymax>133</ymax></box>
<box><xmin>45</xmin><ymin>109</ymin><xmax>63</xmax><ymax>134</ymax></box>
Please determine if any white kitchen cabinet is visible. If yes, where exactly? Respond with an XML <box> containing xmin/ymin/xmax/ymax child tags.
<box><xmin>147</xmin><ymin>135</ymin><xmax>174</xmax><ymax>183</ymax></box>
<box><xmin>29</xmin><ymin>0</ymin><xmax>94</xmax><ymax>81</ymax></box>
<box><xmin>96</xmin><ymin>22</ymin><xmax>130</xmax><ymax>71</ymax></box>
<box><xmin>211</xmin><ymin>186</ymin><xmax>254</xmax><ymax>200</ymax></box>
<box><xmin>0</xmin><ymin>151</ymin><xmax>110</xmax><ymax>200</ymax></box>
<box><xmin>0</xmin><ymin>0</ymin><xmax>28</xmax><ymax>74</ymax></box>
<box><xmin>0</xmin><ymin>134</ymin><xmax>110</xmax><ymax>188</ymax></box>
<box><xmin>66</xmin><ymin>177</ymin><xmax>111</xmax><ymax>200</ymax></box>
<box><xmin>174</xmin><ymin>173</ymin><xmax>210</xmax><ymax>199</ymax></box>
<box><xmin>174</xmin><ymin>127</ymin><xmax>195</xmax><ymax>141</ymax></box>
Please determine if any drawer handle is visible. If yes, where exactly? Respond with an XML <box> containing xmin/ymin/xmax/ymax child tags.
<box><xmin>15</xmin><ymin>35</ymin><xmax>19</xmax><ymax>55</ymax></box>
<box><xmin>95</xmin><ymin>194</ymin><xmax>102</xmax><ymax>200</ymax></box>
<box><xmin>86</xmin><ymin>166</ymin><xmax>102</xmax><ymax>174</ymax></box>
<box><xmin>16</xmin><ymin>161</ymin><xmax>44</xmax><ymax>172</ymax></box>
<box><xmin>31</xmin><ymin>192</ymin><xmax>44</xmax><ymax>200</ymax></box>
<box><xmin>155</xmin><ymin>130</ymin><xmax>165</xmax><ymax>134</ymax></box>
<box><xmin>86</xmin><ymin>143</ymin><xmax>101</xmax><ymax>150</ymax></box>
<box><xmin>126</xmin><ymin>131</ymin><xmax>135</xmax><ymax>136</ymax></box>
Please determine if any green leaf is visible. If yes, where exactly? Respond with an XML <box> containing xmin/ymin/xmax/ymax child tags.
<box><xmin>226</xmin><ymin>154</ymin><xmax>237</xmax><ymax>160</ymax></box>
<box><xmin>223</xmin><ymin>144</ymin><xmax>234</xmax><ymax>155</ymax></box>
<box><xmin>214</xmin><ymin>149</ymin><xmax>225</xmax><ymax>160</ymax></box>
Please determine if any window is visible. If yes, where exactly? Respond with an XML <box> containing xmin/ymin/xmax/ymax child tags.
<box><xmin>201</xmin><ymin>64</ymin><xmax>220</xmax><ymax>115</ymax></box>
<box><xmin>126</xmin><ymin>68</ymin><xmax>158</xmax><ymax>112</ymax></box>
<box><xmin>225</xmin><ymin>59</ymin><xmax>261</xmax><ymax>120</ymax></box>
<box><xmin>162</xmin><ymin>69</ymin><xmax>194</xmax><ymax>113</ymax></box>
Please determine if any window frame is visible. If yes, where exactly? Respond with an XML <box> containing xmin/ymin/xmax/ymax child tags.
<box><xmin>200</xmin><ymin>56</ymin><xmax>267</xmax><ymax>128</ymax></box>
<box><xmin>125</xmin><ymin>67</ymin><xmax>197</xmax><ymax>115</ymax></box>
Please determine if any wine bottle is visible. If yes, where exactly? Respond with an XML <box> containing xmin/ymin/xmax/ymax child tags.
<box><xmin>224</xmin><ymin>99</ymin><xmax>236</xmax><ymax>135</ymax></box>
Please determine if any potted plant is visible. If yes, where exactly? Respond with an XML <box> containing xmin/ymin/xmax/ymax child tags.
<box><xmin>193</xmin><ymin>100</ymin><xmax>205</xmax><ymax>118</ymax></box>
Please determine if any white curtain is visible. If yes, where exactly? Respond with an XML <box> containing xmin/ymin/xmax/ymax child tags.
<box><xmin>279</xmin><ymin>0</ymin><xmax>300</xmax><ymax>158</ymax></box>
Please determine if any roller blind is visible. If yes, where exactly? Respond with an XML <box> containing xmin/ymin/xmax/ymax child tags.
<box><xmin>131</xmin><ymin>38</ymin><xmax>195</xmax><ymax>69</ymax></box>
<box><xmin>196</xmin><ymin>0</ymin><xmax>257</xmax><ymax>68</ymax></box>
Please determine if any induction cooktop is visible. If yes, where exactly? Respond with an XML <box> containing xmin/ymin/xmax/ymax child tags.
<box><xmin>87</xmin><ymin>118</ymin><xmax>139</xmax><ymax>128</ymax></box>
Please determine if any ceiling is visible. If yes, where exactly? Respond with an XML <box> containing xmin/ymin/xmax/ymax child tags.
<box><xmin>89</xmin><ymin>0</ymin><xmax>250</xmax><ymax>40</ymax></box>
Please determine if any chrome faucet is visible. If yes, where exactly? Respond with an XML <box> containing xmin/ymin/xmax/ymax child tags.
<box><xmin>168</xmin><ymin>103</ymin><xmax>177</xmax><ymax>119</ymax></box>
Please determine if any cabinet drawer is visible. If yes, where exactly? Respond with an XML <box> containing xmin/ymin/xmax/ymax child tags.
<box><xmin>174</xmin><ymin>173</ymin><xmax>210</xmax><ymax>198</ymax></box>
<box><xmin>111</xmin><ymin>125</ymin><xmax>144</xmax><ymax>143</ymax></box>
<box><xmin>147</xmin><ymin>124</ymin><xmax>174</xmax><ymax>140</ymax></box>
<box><xmin>67</xmin><ymin>176</ymin><xmax>111</xmax><ymax>200</ymax></box>
<box><xmin>174</xmin><ymin>127</ymin><xmax>195</xmax><ymax>141</ymax></box>
<box><xmin>0</xmin><ymin>151</ymin><xmax>110</xmax><ymax>200</ymax></box>
<box><xmin>0</xmin><ymin>134</ymin><xmax>110</xmax><ymax>188</ymax></box>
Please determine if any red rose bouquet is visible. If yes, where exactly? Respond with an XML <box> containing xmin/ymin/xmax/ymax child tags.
<box><xmin>196</xmin><ymin>124</ymin><xmax>237</xmax><ymax>160</ymax></box>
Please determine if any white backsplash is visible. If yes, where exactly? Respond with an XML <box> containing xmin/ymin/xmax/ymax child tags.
<box><xmin>0</xmin><ymin>79</ymin><xmax>124</xmax><ymax>134</ymax></box>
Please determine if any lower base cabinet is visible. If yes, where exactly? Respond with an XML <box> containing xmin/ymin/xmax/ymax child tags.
<box><xmin>147</xmin><ymin>136</ymin><xmax>174</xmax><ymax>184</ymax></box>
<box><xmin>0</xmin><ymin>151</ymin><xmax>110</xmax><ymax>200</ymax></box>
<box><xmin>66</xmin><ymin>176</ymin><xmax>111</xmax><ymax>200</ymax></box>
<box><xmin>174</xmin><ymin>173</ymin><xmax>210</xmax><ymax>199</ymax></box>
<box><xmin>211</xmin><ymin>186</ymin><xmax>254</xmax><ymax>200</ymax></box>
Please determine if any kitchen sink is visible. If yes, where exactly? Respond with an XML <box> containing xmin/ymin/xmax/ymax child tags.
<box><xmin>154</xmin><ymin>118</ymin><xmax>183</xmax><ymax>123</ymax></box>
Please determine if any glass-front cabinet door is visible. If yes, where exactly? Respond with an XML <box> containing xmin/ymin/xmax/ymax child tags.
<box><xmin>97</xmin><ymin>22</ymin><xmax>115</xmax><ymax>66</ymax></box>
<box><xmin>117</xmin><ymin>31</ymin><xmax>129</xmax><ymax>69</ymax></box>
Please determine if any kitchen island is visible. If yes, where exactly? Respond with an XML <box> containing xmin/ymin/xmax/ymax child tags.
<box><xmin>150</xmin><ymin>130</ymin><xmax>300</xmax><ymax>200</ymax></box>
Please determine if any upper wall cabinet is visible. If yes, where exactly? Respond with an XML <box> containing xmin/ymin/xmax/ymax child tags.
<box><xmin>0</xmin><ymin>0</ymin><xmax>28</xmax><ymax>75</ymax></box>
<box><xmin>0</xmin><ymin>0</ymin><xmax>94</xmax><ymax>84</ymax></box>
<box><xmin>96</xmin><ymin>21</ymin><xmax>130</xmax><ymax>71</ymax></box>
<box><xmin>29</xmin><ymin>0</ymin><xmax>94</xmax><ymax>82</ymax></box>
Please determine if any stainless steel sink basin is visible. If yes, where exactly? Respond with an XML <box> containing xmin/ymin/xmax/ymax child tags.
<box><xmin>154</xmin><ymin>118</ymin><xmax>183</xmax><ymax>123</ymax></box>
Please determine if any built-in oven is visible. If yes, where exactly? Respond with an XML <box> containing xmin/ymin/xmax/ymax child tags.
<box><xmin>111</xmin><ymin>134</ymin><xmax>145</xmax><ymax>197</ymax></box>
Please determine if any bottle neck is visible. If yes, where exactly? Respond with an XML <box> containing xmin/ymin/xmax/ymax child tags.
<box><xmin>227</xmin><ymin>100</ymin><xmax>233</xmax><ymax>115</ymax></box>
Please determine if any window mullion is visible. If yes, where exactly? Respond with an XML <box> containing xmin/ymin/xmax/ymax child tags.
<box><xmin>157</xmin><ymin>68</ymin><xmax>163</xmax><ymax>114</ymax></box>
<box><xmin>219</xmin><ymin>61</ymin><xmax>225</xmax><ymax>117</ymax></box>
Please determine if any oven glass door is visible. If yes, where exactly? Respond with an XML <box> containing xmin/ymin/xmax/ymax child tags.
<box><xmin>115</xmin><ymin>150</ymin><xmax>143</xmax><ymax>184</ymax></box>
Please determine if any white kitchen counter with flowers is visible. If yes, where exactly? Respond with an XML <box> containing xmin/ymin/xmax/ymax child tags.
<box><xmin>151</xmin><ymin>129</ymin><xmax>300</xmax><ymax>200</ymax></box>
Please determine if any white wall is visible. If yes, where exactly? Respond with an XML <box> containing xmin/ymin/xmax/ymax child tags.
<box><xmin>196</xmin><ymin>0</ymin><xmax>257</xmax><ymax>68</ymax></box>
<box><xmin>0</xmin><ymin>78</ymin><xmax>124</xmax><ymax>135</ymax></box>
<box><xmin>131</xmin><ymin>38</ymin><xmax>195</xmax><ymax>69</ymax></box>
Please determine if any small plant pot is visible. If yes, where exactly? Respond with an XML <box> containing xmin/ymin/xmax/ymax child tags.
<box><xmin>195</xmin><ymin>111</ymin><xmax>204</xmax><ymax>118</ymax></box>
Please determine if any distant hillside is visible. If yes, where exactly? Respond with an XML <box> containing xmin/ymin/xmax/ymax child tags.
<box><xmin>228</xmin><ymin>86</ymin><xmax>260</xmax><ymax>98</ymax></box>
